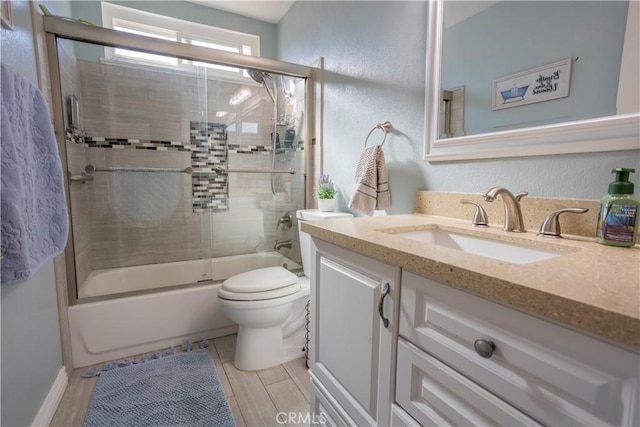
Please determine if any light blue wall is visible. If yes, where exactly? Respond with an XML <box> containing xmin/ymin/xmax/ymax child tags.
<box><xmin>1</xmin><ymin>2</ymin><xmax>67</xmax><ymax>425</ymax></box>
<box><xmin>442</xmin><ymin>1</ymin><xmax>628</xmax><ymax>135</ymax></box>
<box><xmin>1</xmin><ymin>263</ymin><xmax>63</xmax><ymax>426</ymax></box>
<box><xmin>278</xmin><ymin>1</ymin><xmax>639</xmax><ymax>215</ymax></box>
<box><xmin>69</xmin><ymin>0</ymin><xmax>278</xmax><ymax>59</ymax></box>
<box><xmin>278</xmin><ymin>1</ymin><xmax>429</xmax><ymax>213</ymax></box>
<box><xmin>0</xmin><ymin>0</ymin><xmax>70</xmax><ymax>426</ymax></box>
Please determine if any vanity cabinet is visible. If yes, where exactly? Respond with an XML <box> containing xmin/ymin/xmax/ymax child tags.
<box><xmin>309</xmin><ymin>238</ymin><xmax>400</xmax><ymax>426</ymax></box>
<box><xmin>399</xmin><ymin>271</ymin><xmax>640</xmax><ymax>427</ymax></box>
<box><xmin>308</xmin><ymin>236</ymin><xmax>639</xmax><ymax>427</ymax></box>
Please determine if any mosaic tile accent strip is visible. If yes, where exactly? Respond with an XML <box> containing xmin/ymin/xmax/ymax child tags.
<box><xmin>65</xmin><ymin>127</ymin><xmax>302</xmax><ymax>215</ymax></box>
<box><xmin>227</xmin><ymin>140</ymin><xmax>304</xmax><ymax>154</ymax></box>
<box><xmin>65</xmin><ymin>129</ymin><xmax>192</xmax><ymax>152</ymax></box>
<box><xmin>227</xmin><ymin>144</ymin><xmax>270</xmax><ymax>154</ymax></box>
<box><xmin>190</xmin><ymin>122</ymin><xmax>228</xmax><ymax>212</ymax></box>
<box><xmin>84</xmin><ymin>136</ymin><xmax>191</xmax><ymax>152</ymax></box>
<box><xmin>65</xmin><ymin>129</ymin><xmax>85</xmax><ymax>145</ymax></box>
<box><xmin>275</xmin><ymin>140</ymin><xmax>304</xmax><ymax>154</ymax></box>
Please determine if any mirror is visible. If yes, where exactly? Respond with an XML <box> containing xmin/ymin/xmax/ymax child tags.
<box><xmin>424</xmin><ymin>0</ymin><xmax>640</xmax><ymax>162</ymax></box>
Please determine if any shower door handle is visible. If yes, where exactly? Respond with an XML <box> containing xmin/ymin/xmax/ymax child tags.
<box><xmin>378</xmin><ymin>282</ymin><xmax>390</xmax><ymax>329</ymax></box>
<box><xmin>68</xmin><ymin>171</ymin><xmax>94</xmax><ymax>183</ymax></box>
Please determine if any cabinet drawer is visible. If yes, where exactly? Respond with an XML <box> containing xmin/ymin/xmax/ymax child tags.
<box><xmin>310</xmin><ymin>374</ymin><xmax>355</xmax><ymax>427</ymax></box>
<box><xmin>390</xmin><ymin>404</ymin><xmax>420</xmax><ymax>427</ymax></box>
<box><xmin>396</xmin><ymin>339</ymin><xmax>541</xmax><ymax>426</ymax></box>
<box><xmin>400</xmin><ymin>271</ymin><xmax>640</xmax><ymax>426</ymax></box>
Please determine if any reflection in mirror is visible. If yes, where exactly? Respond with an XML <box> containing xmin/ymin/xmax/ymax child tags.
<box><xmin>424</xmin><ymin>0</ymin><xmax>640</xmax><ymax>162</ymax></box>
<box><xmin>442</xmin><ymin>1</ymin><xmax>628</xmax><ymax>137</ymax></box>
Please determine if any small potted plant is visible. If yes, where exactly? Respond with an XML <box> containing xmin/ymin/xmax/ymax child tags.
<box><xmin>317</xmin><ymin>173</ymin><xmax>337</xmax><ymax>212</ymax></box>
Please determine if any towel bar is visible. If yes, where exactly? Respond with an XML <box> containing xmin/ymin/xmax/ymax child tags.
<box><xmin>84</xmin><ymin>165</ymin><xmax>193</xmax><ymax>174</ymax></box>
<box><xmin>364</xmin><ymin>121</ymin><xmax>392</xmax><ymax>147</ymax></box>
<box><xmin>83</xmin><ymin>164</ymin><xmax>296</xmax><ymax>175</ymax></box>
<box><xmin>68</xmin><ymin>172</ymin><xmax>94</xmax><ymax>183</ymax></box>
<box><xmin>194</xmin><ymin>167</ymin><xmax>296</xmax><ymax>175</ymax></box>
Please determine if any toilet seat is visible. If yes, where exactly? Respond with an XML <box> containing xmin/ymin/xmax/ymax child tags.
<box><xmin>218</xmin><ymin>282</ymin><xmax>301</xmax><ymax>301</ymax></box>
<box><xmin>219</xmin><ymin>266</ymin><xmax>300</xmax><ymax>301</ymax></box>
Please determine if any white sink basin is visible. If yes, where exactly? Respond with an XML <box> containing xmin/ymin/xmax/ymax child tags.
<box><xmin>385</xmin><ymin>227</ymin><xmax>564</xmax><ymax>264</ymax></box>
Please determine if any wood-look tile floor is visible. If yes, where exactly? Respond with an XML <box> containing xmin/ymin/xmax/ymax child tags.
<box><xmin>51</xmin><ymin>334</ymin><xmax>311</xmax><ymax>427</ymax></box>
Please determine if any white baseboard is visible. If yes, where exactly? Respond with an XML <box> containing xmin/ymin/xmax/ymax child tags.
<box><xmin>32</xmin><ymin>366</ymin><xmax>68</xmax><ymax>427</ymax></box>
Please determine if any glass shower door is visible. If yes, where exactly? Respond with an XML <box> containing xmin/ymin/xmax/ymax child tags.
<box><xmin>207</xmin><ymin>72</ymin><xmax>307</xmax><ymax>270</ymax></box>
<box><xmin>56</xmin><ymin>37</ymin><xmax>214</xmax><ymax>300</ymax></box>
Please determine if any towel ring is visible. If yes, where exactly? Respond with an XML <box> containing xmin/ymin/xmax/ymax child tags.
<box><xmin>364</xmin><ymin>121</ymin><xmax>392</xmax><ymax>147</ymax></box>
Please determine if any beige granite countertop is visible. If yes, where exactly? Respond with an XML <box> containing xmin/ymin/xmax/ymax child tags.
<box><xmin>302</xmin><ymin>214</ymin><xmax>640</xmax><ymax>350</ymax></box>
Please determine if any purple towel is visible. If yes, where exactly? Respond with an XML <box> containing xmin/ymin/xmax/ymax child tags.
<box><xmin>1</xmin><ymin>65</ymin><xmax>69</xmax><ymax>285</ymax></box>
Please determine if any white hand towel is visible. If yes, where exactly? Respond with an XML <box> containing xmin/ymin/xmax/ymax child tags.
<box><xmin>348</xmin><ymin>145</ymin><xmax>390</xmax><ymax>216</ymax></box>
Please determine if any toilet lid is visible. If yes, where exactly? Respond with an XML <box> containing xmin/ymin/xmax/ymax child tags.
<box><xmin>218</xmin><ymin>282</ymin><xmax>301</xmax><ymax>301</ymax></box>
<box><xmin>221</xmin><ymin>266</ymin><xmax>298</xmax><ymax>293</ymax></box>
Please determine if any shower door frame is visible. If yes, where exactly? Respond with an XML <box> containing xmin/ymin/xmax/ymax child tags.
<box><xmin>43</xmin><ymin>15</ymin><xmax>318</xmax><ymax>306</ymax></box>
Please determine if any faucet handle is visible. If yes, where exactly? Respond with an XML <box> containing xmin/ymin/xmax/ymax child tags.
<box><xmin>460</xmin><ymin>199</ymin><xmax>488</xmax><ymax>227</ymax></box>
<box><xmin>515</xmin><ymin>192</ymin><xmax>528</xmax><ymax>202</ymax></box>
<box><xmin>538</xmin><ymin>207</ymin><xmax>589</xmax><ymax>238</ymax></box>
<box><xmin>276</xmin><ymin>212</ymin><xmax>293</xmax><ymax>230</ymax></box>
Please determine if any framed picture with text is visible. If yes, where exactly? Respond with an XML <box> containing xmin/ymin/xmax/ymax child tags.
<box><xmin>492</xmin><ymin>58</ymin><xmax>572</xmax><ymax>110</ymax></box>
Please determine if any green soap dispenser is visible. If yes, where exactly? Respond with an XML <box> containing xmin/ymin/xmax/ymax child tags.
<box><xmin>596</xmin><ymin>168</ymin><xmax>639</xmax><ymax>247</ymax></box>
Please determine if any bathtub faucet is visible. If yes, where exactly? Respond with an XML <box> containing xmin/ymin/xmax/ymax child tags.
<box><xmin>274</xmin><ymin>239</ymin><xmax>292</xmax><ymax>250</ymax></box>
<box><xmin>277</xmin><ymin>212</ymin><xmax>293</xmax><ymax>230</ymax></box>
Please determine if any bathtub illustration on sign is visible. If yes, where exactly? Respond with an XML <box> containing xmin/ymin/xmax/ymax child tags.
<box><xmin>492</xmin><ymin>58</ymin><xmax>572</xmax><ymax>110</ymax></box>
<box><xmin>500</xmin><ymin>85</ymin><xmax>530</xmax><ymax>103</ymax></box>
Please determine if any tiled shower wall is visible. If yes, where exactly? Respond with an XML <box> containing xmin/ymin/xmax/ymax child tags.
<box><xmin>62</xmin><ymin>57</ymin><xmax>305</xmax><ymax>286</ymax></box>
<box><xmin>191</xmin><ymin>122</ymin><xmax>228</xmax><ymax>212</ymax></box>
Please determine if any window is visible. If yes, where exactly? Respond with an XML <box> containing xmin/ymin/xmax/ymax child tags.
<box><xmin>101</xmin><ymin>2</ymin><xmax>260</xmax><ymax>80</ymax></box>
<box><xmin>112</xmin><ymin>18</ymin><xmax>178</xmax><ymax>66</ymax></box>
<box><xmin>241</xmin><ymin>122</ymin><xmax>258</xmax><ymax>134</ymax></box>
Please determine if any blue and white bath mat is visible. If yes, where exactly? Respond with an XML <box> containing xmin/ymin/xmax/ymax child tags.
<box><xmin>84</xmin><ymin>349</ymin><xmax>235</xmax><ymax>427</ymax></box>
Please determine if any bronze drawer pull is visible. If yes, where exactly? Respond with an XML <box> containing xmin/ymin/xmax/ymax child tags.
<box><xmin>378</xmin><ymin>282</ymin><xmax>390</xmax><ymax>328</ymax></box>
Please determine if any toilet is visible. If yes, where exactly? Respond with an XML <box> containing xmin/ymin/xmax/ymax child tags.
<box><xmin>218</xmin><ymin>209</ymin><xmax>353</xmax><ymax>371</ymax></box>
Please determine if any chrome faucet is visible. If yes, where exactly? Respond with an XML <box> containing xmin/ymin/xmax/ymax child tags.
<box><xmin>276</xmin><ymin>212</ymin><xmax>292</xmax><ymax>230</ymax></box>
<box><xmin>274</xmin><ymin>239</ymin><xmax>292</xmax><ymax>250</ymax></box>
<box><xmin>483</xmin><ymin>187</ymin><xmax>528</xmax><ymax>232</ymax></box>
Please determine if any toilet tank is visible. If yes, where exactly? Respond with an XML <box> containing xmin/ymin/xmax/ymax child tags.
<box><xmin>296</xmin><ymin>209</ymin><xmax>353</xmax><ymax>278</ymax></box>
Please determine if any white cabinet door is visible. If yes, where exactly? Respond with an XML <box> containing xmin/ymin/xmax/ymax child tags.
<box><xmin>310</xmin><ymin>239</ymin><xmax>399</xmax><ymax>427</ymax></box>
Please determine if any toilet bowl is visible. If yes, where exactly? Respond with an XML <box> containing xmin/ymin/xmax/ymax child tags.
<box><xmin>218</xmin><ymin>266</ymin><xmax>309</xmax><ymax>370</ymax></box>
<box><xmin>218</xmin><ymin>209</ymin><xmax>352</xmax><ymax>371</ymax></box>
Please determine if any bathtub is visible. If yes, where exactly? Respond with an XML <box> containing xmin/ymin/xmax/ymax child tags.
<box><xmin>69</xmin><ymin>251</ymin><xmax>300</xmax><ymax>367</ymax></box>
<box><xmin>79</xmin><ymin>251</ymin><xmax>300</xmax><ymax>298</ymax></box>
